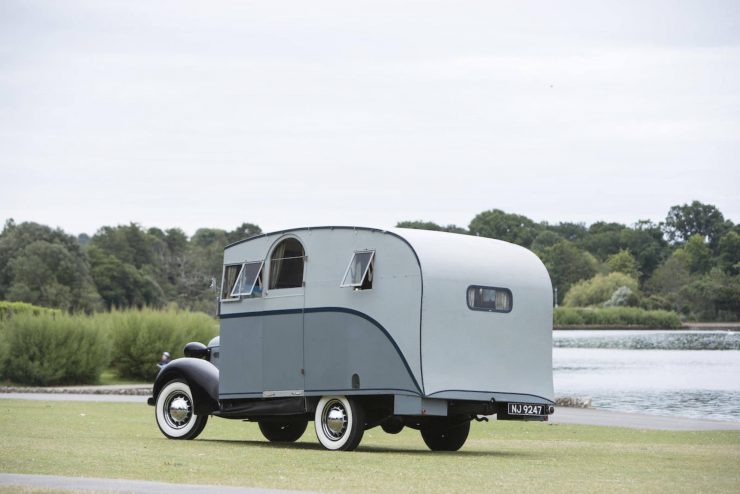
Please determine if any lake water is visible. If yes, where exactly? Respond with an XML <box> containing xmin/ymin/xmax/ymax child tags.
<box><xmin>553</xmin><ymin>330</ymin><xmax>740</xmax><ymax>422</ymax></box>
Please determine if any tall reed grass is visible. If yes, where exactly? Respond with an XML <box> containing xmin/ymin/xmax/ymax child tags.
<box><xmin>0</xmin><ymin>306</ymin><xmax>218</xmax><ymax>385</ymax></box>
<box><xmin>1</xmin><ymin>313</ymin><xmax>110</xmax><ymax>385</ymax></box>
<box><xmin>97</xmin><ymin>308</ymin><xmax>218</xmax><ymax>381</ymax></box>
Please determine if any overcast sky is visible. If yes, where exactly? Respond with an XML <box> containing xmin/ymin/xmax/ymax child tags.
<box><xmin>1</xmin><ymin>0</ymin><xmax>738</xmax><ymax>237</ymax></box>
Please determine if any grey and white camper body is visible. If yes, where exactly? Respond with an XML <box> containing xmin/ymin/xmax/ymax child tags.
<box><xmin>150</xmin><ymin>226</ymin><xmax>555</xmax><ymax>451</ymax></box>
<box><xmin>218</xmin><ymin>227</ymin><xmax>554</xmax><ymax>406</ymax></box>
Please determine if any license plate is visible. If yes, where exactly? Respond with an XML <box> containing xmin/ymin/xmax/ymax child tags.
<box><xmin>507</xmin><ymin>403</ymin><xmax>547</xmax><ymax>416</ymax></box>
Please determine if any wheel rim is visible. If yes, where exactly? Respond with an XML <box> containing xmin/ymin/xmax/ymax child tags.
<box><xmin>163</xmin><ymin>391</ymin><xmax>192</xmax><ymax>429</ymax></box>
<box><xmin>321</xmin><ymin>399</ymin><xmax>348</xmax><ymax>441</ymax></box>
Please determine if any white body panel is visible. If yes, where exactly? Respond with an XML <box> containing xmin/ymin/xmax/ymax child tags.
<box><xmin>392</xmin><ymin>228</ymin><xmax>554</xmax><ymax>401</ymax></box>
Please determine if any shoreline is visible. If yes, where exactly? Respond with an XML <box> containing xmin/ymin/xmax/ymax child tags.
<box><xmin>555</xmin><ymin>322</ymin><xmax>740</xmax><ymax>331</ymax></box>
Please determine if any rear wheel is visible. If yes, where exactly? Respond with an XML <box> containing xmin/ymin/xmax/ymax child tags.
<box><xmin>259</xmin><ymin>418</ymin><xmax>308</xmax><ymax>442</ymax></box>
<box><xmin>314</xmin><ymin>396</ymin><xmax>365</xmax><ymax>451</ymax></box>
<box><xmin>155</xmin><ymin>380</ymin><xmax>208</xmax><ymax>440</ymax></box>
<box><xmin>420</xmin><ymin>418</ymin><xmax>470</xmax><ymax>451</ymax></box>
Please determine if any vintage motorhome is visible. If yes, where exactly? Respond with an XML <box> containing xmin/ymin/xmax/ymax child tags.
<box><xmin>149</xmin><ymin>226</ymin><xmax>554</xmax><ymax>451</ymax></box>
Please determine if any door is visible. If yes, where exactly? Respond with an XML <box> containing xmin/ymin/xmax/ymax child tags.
<box><xmin>261</xmin><ymin>236</ymin><xmax>306</xmax><ymax>395</ymax></box>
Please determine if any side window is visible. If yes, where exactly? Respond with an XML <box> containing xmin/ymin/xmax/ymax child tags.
<box><xmin>467</xmin><ymin>286</ymin><xmax>513</xmax><ymax>313</ymax></box>
<box><xmin>269</xmin><ymin>238</ymin><xmax>305</xmax><ymax>289</ymax></box>
<box><xmin>340</xmin><ymin>250</ymin><xmax>375</xmax><ymax>290</ymax></box>
<box><xmin>231</xmin><ymin>261</ymin><xmax>264</xmax><ymax>298</ymax></box>
<box><xmin>220</xmin><ymin>264</ymin><xmax>241</xmax><ymax>301</ymax></box>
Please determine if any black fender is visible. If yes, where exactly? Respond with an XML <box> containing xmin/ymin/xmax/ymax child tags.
<box><xmin>149</xmin><ymin>358</ymin><xmax>219</xmax><ymax>416</ymax></box>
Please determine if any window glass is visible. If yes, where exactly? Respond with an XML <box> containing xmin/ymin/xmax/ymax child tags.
<box><xmin>340</xmin><ymin>250</ymin><xmax>375</xmax><ymax>289</ymax></box>
<box><xmin>269</xmin><ymin>238</ymin><xmax>305</xmax><ymax>289</ymax></box>
<box><xmin>221</xmin><ymin>264</ymin><xmax>241</xmax><ymax>300</ymax></box>
<box><xmin>230</xmin><ymin>261</ymin><xmax>264</xmax><ymax>298</ymax></box>
<box><xmin>466</xmin><ymin>286</ymin><xmax>512</xmax><ymax>312</ymax></box>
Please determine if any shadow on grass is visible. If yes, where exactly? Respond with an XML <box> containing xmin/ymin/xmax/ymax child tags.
<box><xmin>198</xmin><ymin>438</ymin><xmax>533</xmax><ymax>458</ymax></box>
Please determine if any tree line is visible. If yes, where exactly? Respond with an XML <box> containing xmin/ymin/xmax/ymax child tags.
<box><xmin>0</xmin><ymin>221</ymin><xmax>261</xmax><ymax>315</ymax></box>
<box><xmin>0</xmin><ymin>200</ymin><xmax>737</xmax><ymax>321</ymax></box>
<box><xmin>398</xmin><ymin>200</ymin><xmax>739</xmax><ymax>321</ymax></box>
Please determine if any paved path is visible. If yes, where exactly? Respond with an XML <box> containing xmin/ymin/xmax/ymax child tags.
<box><xmin>549</xmin><ymin>406</ymin><xmax>740</xmax><ymax>431</ymax></box>
<box><xmin>0</xmin><ymin>392</ymin><xmax>147</xmax><ymax>403</ymax></box>
<box><xmin>0</xmin><ymin>473</ymin><xmax>313</xmax><ymax>494</ymax></box>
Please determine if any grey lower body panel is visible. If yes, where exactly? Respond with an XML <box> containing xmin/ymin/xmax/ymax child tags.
<box><xmin>219</xmin><ymin>309</ymin><xmax>421</xmax><ymax>400</ymax></box>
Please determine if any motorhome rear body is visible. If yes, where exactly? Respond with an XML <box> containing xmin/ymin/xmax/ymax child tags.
<box><xmin>150</xmin><ymin>226</ymin><xmax>555</xmax><ymax>451</ymax></box>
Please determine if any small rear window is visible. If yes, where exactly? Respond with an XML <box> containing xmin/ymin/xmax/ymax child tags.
<box><xmin>467</xmin><ymin>286</ymin><xmax>512</xmax><ymax>313</ymax></box>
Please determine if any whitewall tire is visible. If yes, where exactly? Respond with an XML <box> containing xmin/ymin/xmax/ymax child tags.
<box><xmin>314</xmin><ymin>395</ymin><xmax>364</xmax><ymax>451</ymax></box>
<box><xmin>155</xmin><ymin>380</ymin><xmax>208</xmax><ymax>440</ymax></box>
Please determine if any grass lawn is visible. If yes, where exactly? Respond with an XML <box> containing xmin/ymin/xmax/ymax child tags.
<box><xmin>1</xmin><ymin>399</ymin><xmax>739</xmax><ymax>493</ymax></box>
<box><xmin>97</xmin><ymin>369</ymin><xmax>150</xmax><ymax>386</ymax></box>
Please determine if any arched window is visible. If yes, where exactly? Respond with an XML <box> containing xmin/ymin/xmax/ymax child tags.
<box><xmin>268</xmin><ymin>238</ymin><xmax>305</xmax><ymax>289</ymax></box>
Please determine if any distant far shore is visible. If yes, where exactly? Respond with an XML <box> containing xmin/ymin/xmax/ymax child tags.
<box><xmin>555</xmin><ymin>322</ymin><xmax>740</xmax><ymax>331</ymax></box>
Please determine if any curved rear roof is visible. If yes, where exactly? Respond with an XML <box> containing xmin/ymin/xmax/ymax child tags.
<box><xmin>390</xmin><ymin>227</ymin><xmax>551</xmax><ymax>290</ymax></box>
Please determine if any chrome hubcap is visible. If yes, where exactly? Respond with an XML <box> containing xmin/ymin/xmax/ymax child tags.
<box><xmin>164</xmin><ymin>392</ymin><xmax>192</xmax><ymax>429</ymax></box>
<box><xmin>321</xmin><ymin>400</ymin><xmax>348</xmax><ymax>440</ymax></box>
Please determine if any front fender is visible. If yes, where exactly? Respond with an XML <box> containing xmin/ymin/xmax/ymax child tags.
<box><xmin>150</xmin><ymin>358</ymin><xmax>219</xmax><ymax>416</ymax></box>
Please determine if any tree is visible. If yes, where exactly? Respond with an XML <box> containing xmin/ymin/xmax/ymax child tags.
<box><xmin>577</xmin><ymin>222</ymin><xmax>626</xmax><ymax>260</ymax></box>
<box><xmin>226</xmin><ymin>223</ymin><xmax>263</xmax><ymax>244</ymax></box>
<box><xmin>645</xmin><ymin>252</ymin><xmax>693</xmax><ymax>314</ymax></box>
<box><xmin>619</xmin><ymin>221</ymin><xmax>668</xmax><ymax>281</ymax></box>
<box><xmin>539</xmin><ymin>240</ymin><xmax>598</xmax><ymax>304</ymax></box>
<box><xmin>87</xmin><ymin>224</ymin><xmax>169</xmax><ymax>308</ymax></box>
<box><xmin>396</xmin><ymin>221</ymin><xmax>468</xmax><ymax>234</ymax></box>
<box><xmin>531</xmin><ymin>230</ymin><xmax>563</xmax><ymax>252</ymax></box>
<box><xmin>0</xmin><ymin>221</ymin><xmax>100</xmax><ymax>312</ymax></box>
<box><xmin>87</xmin><ymin>247</ymin><xmax>164</xmax><ymax>309</ymax></box>
<box><xmin>718</xmin><ymin>230</ymin><xmax>740</xmax><ymax>275</ymax></box>
<box><xmin>468</xmin><ymin>210</ymin><xmax>540</xmax><ymax>247</ymax></box>
<box><xmin>663</xmin><ymin>200</ymin><xmax>729</xmax><ymax>248</ymax></box>
<box><xmin>546</xmin><ymin>222</ymin><xmax>588</xmax><ymax>242</ymax></box>
<box><xmin>606</xmin><ymin>249</ymin><xmax>641</xmax><ymax>279</ymax></box>
<box><xmin>682</xmin><ymin>235</ymin><xmax>714</xmax><ymax>274</ymax></box>
<box><xmin>680</xmin><ymin>269</ymin><xmax>740</xmax><ymax>321</ymax></box>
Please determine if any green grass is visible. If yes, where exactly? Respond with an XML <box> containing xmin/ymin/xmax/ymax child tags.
<box><xmin>1</xmin><ymin>400</ymin><xmax>739</xmax><ymax>493</ymax></box>
<box><xmin>97</xmin><ymin>369</ymin><xmax>150</xmax><ymax>386</ymax></box>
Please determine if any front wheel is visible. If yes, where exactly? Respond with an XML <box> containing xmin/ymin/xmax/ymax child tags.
<box><xmin>259</xmin><ymin>418</ymin><xmax>308</xmax><ymax>442</ymax></box>
<box><xmin>420</xmin><ymin>418</ymin><xmax>470</xmax><ymax>451</ymax></box>
<box><xmin>155</xmin><ymin>380</ymin><xmax>208</xmax><ymax>440</ymax></box>
<box><xmin>314</xmin><ymin>396</ymin><xmax>364</xmax><ymax>451</ymax></box>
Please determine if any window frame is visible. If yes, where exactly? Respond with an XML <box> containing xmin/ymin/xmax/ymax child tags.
<box><xmin>340</xmin><ymin>250</ymin><xmax>376</xmax><ymax>289</ymax></box>
<box><xmin>220</xmin><ymin>263</ymin><xmax>243</xmax><ymax>302</ymax></box>
<box><xmin>267</xmin><ymin>236</ymin><xmax>306</xmax><ymax>291</ymax></box>
<box><xmin>229</xmin><ymin>260</ymin><xmax>264</xmax><ymax>298</ymax></box>
<box><xmin>466</xmin><ymin>285</ymin><xmax>513</xmax><ymax>313</ymax></box>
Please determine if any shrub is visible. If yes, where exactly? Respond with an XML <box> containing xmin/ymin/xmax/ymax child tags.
<box><xmin>100</xmin><ymin>308</ymin><xmax>218</xmax><ymax>381</ymax></box>
<box><xmin>554</xmin><ymin>307</ymin><xmax>681</xmax><ymax>329</ymax></box>
<box><xmin>553</xmin><ymin>307</ymin><xmax>584</xmax><ymax>326</ymax></box>
<box><xmin>0</xmin><ymin>301</ymin><xmax>59</xmax><ymax>320</ymax></box>
<box><xmin>563</xmin><ymin>272</ymin><xmax>639</xmax><ymax>307</ymax></box>
<box><xmin>2</xmin><ymin>313</ymin><xmax>111</xmax><ymax>385</ymax></box>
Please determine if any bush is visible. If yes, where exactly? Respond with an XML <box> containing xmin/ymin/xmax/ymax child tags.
<box><xmin>554</xmin><ymin>307</ymin><xmax>681</xmax><ymax>329</ymax></box>
<box><xmin>2</xmin><ymin>313</ymin><xmax>111</xmax><ymax>385</ymax></box>
<box><xmin>553</xmin><ymin>307</ymin><xmax>584</xmax><ymax>325</ymax></box>
<box><xmin>563</xmin><ymin>272</ymin><xmax>639</xmax><ymax>307</ymax></box>
<box><xmin>100</xmin><ymin>308</ymin><xmax>218</xmax><ymax>381</ymax></box>
<box><xmin>0</xmin><ymin>301</ymin><xmax>59</xmax><ymax>320</ymax></box>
